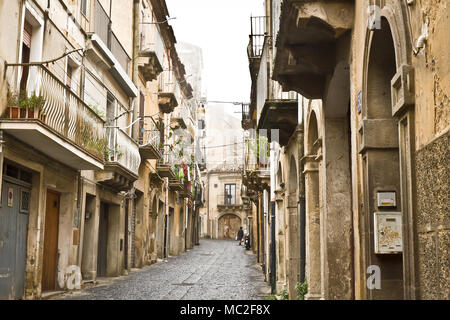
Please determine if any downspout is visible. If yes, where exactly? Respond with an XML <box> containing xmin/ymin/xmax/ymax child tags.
<box><xmin>270</xmin><ymin>141</ymin><xmax>276</xmax><ymax>293</ymax></box>
<box><xmin>128</xmin><ymin>0</ymin><xmax>140</xmax><ymax>269</ymax></box>
<box><xmin>0</xmin><ymin>131</ymin><xmax>4</xmax><ymax>206</ymax></box>
<box><xmin>207</xmin><ymin>172</ymin><xmax>210</xmax><ymax>237</ymax></box>
<box><xmin>76</xmin><ymin>171</ymin><xmax>82</xmax><ymax>266</ymax></box>
<box><xmin>298</xmin><ymin>113</ymin><xmax>306</xmax><ymax>284</ymax></box>
<box><xmin>256</xmin><ymin>194</ymin><xmax>260</xmax><ymax>263</ymax></box>
<box><xmin>185</xmin><ymin>197</ymin><xmax>188</xmax><ymax>250</ymax></box>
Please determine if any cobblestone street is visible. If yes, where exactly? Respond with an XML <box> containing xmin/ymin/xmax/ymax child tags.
<box><xmin>52</xmin><ymin>240</ymin><xmax>270</xmax><ymax>300</ymax></box>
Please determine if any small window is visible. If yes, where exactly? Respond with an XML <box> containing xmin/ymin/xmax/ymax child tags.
<box><xmin>81</xmin><ymin>0</ymin><xmax>90</xmax><ymax>18</ymax></box>
<box><xmin>19</xmin><ymin>169</ymin><xmax>32</xmax><ymax>184</ymax></box>
<box><xmin>6</xmin><ymin>164</ymin><xmax>19</xmax><ymax>179</ymax></box>
<box><xmin>66</xmin><ymin>65</ymin><xmax>73</xmax><ymax>88</ymax></box>
<box><xmin>20</xmin><ymin>190</ymin><xmax>31</xmax><ymax>214</ymax></box>
<box><xmin>224</xmin><ymin>184</ymin><xmax>236</xmax><ymax>205</ymax></box>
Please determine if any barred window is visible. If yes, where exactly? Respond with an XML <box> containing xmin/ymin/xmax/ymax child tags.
<box><xmin>20</xmin><ymin>190</ymin><xmax>31</xmax><ymax>214</ymax></box>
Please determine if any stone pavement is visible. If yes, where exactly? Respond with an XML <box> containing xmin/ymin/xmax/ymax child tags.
<box><xmin>52</xmin><ymin>239</ymin><xmax>271</xmax><ymax>300</ymax></box>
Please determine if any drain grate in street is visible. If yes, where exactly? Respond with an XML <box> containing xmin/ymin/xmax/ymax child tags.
<box><xmin>173</xmin><ymin>283</ymin><xmax>195</xmax><ymax>286</ymax></box>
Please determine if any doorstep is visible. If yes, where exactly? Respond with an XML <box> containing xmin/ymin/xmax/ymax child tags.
<box><xmin>41</xmin><ymin>290</ymin><xmax>66</xmax><ymax>300</ymax></box>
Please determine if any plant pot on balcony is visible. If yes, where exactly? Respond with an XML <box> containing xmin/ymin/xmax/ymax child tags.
<box><xmin>6</xmin><ymin>106</ymin><xmax>35</xmax><ymax>119</ymax></box>
<box><xmin>7</xmin><ymin>106</ymin><xmax>20</xmax><ymax>119</ymax></box>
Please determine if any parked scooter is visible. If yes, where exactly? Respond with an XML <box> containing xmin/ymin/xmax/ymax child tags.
<box><xmin>244</xmin><ymin>234</ymin><xmax>251</xmax><ymax>250</ymax></box>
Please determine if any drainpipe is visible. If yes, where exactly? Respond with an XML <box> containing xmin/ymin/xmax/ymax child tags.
<box><xmin>270</xmin><ymin>141</ymin><xmax>276</xmax><ymax>293</ymax></box>
<box><xmin>206</xmin><ymin>172</ymin><xmax>210</xmax><ymax>237</ymax></box>
<box><xmin>132</xmin><ymin>0</ymin><xmax>140</xmax><ymax>138</ymax></box>
<box><xmin>185</xmin><ymin>197</ymin><xmax>188</xmax><ymax>250</ymax></box>
<box><xmin>0</xmin><ymin>131</ymin><xmax>4</xmax><ymax>203</ymax></box>
<box><xmin>256</xmin><ymin>194</ymin><xmax>260</xmax><ymax>263</ymax></box>
<box><xmin>298</xmin><ymin>123</ymin><xmax>306</xmax><ymax>283</ymax></box>
<box><xmin>76</xmin><ymin>171</ymin><xmax>83</xmax><ymax>266</ymax></box>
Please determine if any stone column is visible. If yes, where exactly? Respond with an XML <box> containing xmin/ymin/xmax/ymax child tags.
<box><xmin>275</xmin><ymin>188</ymin><xmax>286</xmax><ymax>292</ymax></box>
<box><xmin>304</xmin><ymin>158</ymin><xmax>322</xmax><ymax>300</ymax></box>
<box><xmin>286</xmin><ymin>192</ymin><xmax>300</xmax><ymax>299</ymax></box>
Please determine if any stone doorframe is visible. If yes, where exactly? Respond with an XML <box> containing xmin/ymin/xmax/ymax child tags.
<box><xmin>360</xmin><ymin>0</ymin><xmax>417</xmax><ymax>300</ymax></box>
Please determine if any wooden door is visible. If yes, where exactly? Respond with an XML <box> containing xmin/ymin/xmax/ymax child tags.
<box><xmin>163</xmin><ymin>215</ymin><xmax>168</xmax><ymax>258</ymax></box>
<box><xmin>97</xmin><ymin>203</ymin><xmax>108</xmax><ymax>277</ymax></box>
<box><xmin>42</xmin><ymin>190</ymin><xmax>60</xmax><ymax>291</ymax></box>
<box><xmin>124</xmin><ymin>201</ymin><xmax>129</xmax><ymax>270</ymax></box>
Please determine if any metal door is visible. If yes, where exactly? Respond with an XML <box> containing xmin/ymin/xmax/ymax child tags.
<box><xmin>0</xmin><ymin>180</ymin><xmax>30</xmax><ymax>299</ymax></box>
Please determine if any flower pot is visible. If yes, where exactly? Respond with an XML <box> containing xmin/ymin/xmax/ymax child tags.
<box><xmin>19</xmin><ymin>108</ymin><xmax>27</xmax><ymax>119</ymax></box>
<box><xmin>8</xmin><ymin>106</ymin><xmax>20</xmax><ymax>119</ymax></box>
<box><xmin>27</xmin><ymin>109</ymin><xmax>35</xmax><ymax>119</ymax></box>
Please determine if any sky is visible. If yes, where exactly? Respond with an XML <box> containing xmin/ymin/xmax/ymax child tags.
<box><xmin>165</xmin><ymin>0</ymin><xmax>265</xmax><ymax>118</ymax></box>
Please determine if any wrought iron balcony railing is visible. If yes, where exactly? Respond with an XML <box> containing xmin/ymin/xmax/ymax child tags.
<box><xmin>106</xmin><ymin>127</ymin><xmax>140</xmax><ymax>176</ymax></box>
<box><xmin>217</xmin><ymin>194</ymin><xmax>242</xmax><ymax>207</ymax></box>
<box><xmin>248</xmin><ymin>16</ymin><xmax>267</xmax><ymax>59</ymax></box>
<box><xmin>159</xmin><ymin>70</ymin><xmax>178</xmax><ymax>95</ymax></box>
<box><xmin>2</xmin><ymin>64</ymin><xmax>106</xmax><ymax>163</ymax></box>
<box><xmin>140</xmin><ymin>117</ymin><xmax>161</xmax><ymax>151</ymax></box>
<box><xmin>244</xmin><ymin>135</ymin><xmax>270</xmax><ymax>175</ymax></box>
<box><xmin>140</xmin><ymin>23</ymin><xmax>165</xmax><ymax>67</ymax></box>
<box><xmin>93</xmin><ymin>0</ymin><xmax>131</xmax><ymax>73</ymax></box>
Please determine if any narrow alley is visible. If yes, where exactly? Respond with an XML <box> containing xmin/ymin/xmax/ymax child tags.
<box><xmin>51</xmin><ymin>240</ymin><xmax>270</xmax><ymax>300</ymax></box>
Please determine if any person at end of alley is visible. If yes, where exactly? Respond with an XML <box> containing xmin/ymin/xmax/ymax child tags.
<box><xmin>237</xmin><ymin>227</ymin><xmax>244</xmax><ymax>246</ymax></box>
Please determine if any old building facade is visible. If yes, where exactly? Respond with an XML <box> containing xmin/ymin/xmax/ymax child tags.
<box><xmin>0</xmin><ymin>0</ymin><xmax>204</xmax><ymax>300</ymax></box>
<box><xmin>200</xmin><ymin>105</ymin><xmax>248</xmax><ymax>241</ymax></box>
<box><xmin>243</xmin><ymin>0</ymin><xmax>449</xmax><ymax>300</ymax></box>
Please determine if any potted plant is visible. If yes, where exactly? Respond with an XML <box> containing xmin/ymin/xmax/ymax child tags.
<box><xmin>26</xmin><ymin>93</ymin><xmax>45</xmax><ymax>119</ymax></box>
<box><xmin>6</xmin><ymin>90</ymin><xmax>45</xmax><ymax>119</ymax></box>
<box><xmin>6</xmin><ymin>90</ymin><xmax>23</xmax><ymax>118</ymax></box>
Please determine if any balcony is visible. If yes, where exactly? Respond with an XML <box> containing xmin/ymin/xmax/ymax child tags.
<box><xmin>257</xmin><ymin>99</ymin><xmax>298</xmax><ymax>146</ymax></box>
<box><xmin>139</xmin><ymin>117</ymin><xmax>162</xmax><ymax>160</ymax></box>
<box><xmin>242</xmin><ymin>135</ymin><xmax>270</xmax><ymax>192</ymax></box>
<box><xmin>272</xmin><ymin>0</ymin><xmax>354</xmax><ymax>99</ymax></box>
<box><xmin>156</xmin><ymin>149</ymin><xmax>176</xmax><ymax>179</ymax></box>
<box><xmin>158</xmin><ymin>70</ymin><xmax>179</xmax><ymax>113</ymax></box>
<box><xmin>87</xmin><ymin>0</ymin><xmax>137</xmax><ymax>98</ymax></box>
<box><xmin>247</xmin><ymin>16</ymin><xmax>267</xmax><ymax>69</ymax></box>
<box><xmin>241</xmin><ymin>103</ymin><xmax>256</xmax><ymax>130</ymax></box>
<box><xmin>138</xmin><ymin>24</ymin><xmax>164</xmax><ymax>82</ymax></box>
<box><xmin>0</xmin><ymin>65</ymin><xmax>105</xmax><ymax>170</ymax></box>
<box><xmin>217</xmin><ymin>194</ymin><xmax>243</xmax><ymax>212</ymax></box>
<box><xmin>168</xmin><ymin>178</ymin><xmax>184</xmax><ymax>191</ymax></box>
<box><xmin>96</xmin><ymin>128</ymin><xmax>141</xmax><ymax>191</ymax></box>
<box><xmin>170</xmin><ymin>103</ymin><xmax>189</xmax><ymax>129</ymax></box>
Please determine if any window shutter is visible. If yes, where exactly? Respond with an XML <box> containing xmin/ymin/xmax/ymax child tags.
<box><xmin>23</xmin><ymin>21</ymin><xmax>32</xmax><ymax>48</ymax></box>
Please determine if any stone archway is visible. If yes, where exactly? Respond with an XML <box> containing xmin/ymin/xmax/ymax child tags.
<box><xmin>361</xmin><ymin>16</ymin><xmax>406</xmax><ymax>300</ymax></box>
<box><xmin>218</xmin><ymin>214</ymin><xmax>242</xmax><ymax>240</ymax></box>
<box><xmin>304</xmin><ymin>110</ymin><xmax>322</xmax><ymax>300</ymax></box>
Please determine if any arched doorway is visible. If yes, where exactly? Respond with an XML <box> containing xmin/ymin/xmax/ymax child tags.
<box><xmin>218</xmin><ymin>214</ymin><xmax>242</xmax><ymax>240</ymax></box>
<box><xmin>304</xmin><ymin>110</ymin><xmax>322</xmax><ymax>300</ymax></box>
<box><xmin>149</xmin><ymin>195</ymin><xmax>158</xmax><ymax>260</ymax></box>
<box><xmin>362</xmin><ymin>17</ymin><xmax>404</xmax><ymax>299</ymax></box>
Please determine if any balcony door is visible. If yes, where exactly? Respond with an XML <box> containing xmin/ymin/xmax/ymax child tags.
<box><xmin>224</xmin><ymin>184</ymin><xmax>236</xmax><ymax>205</ymax></box>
